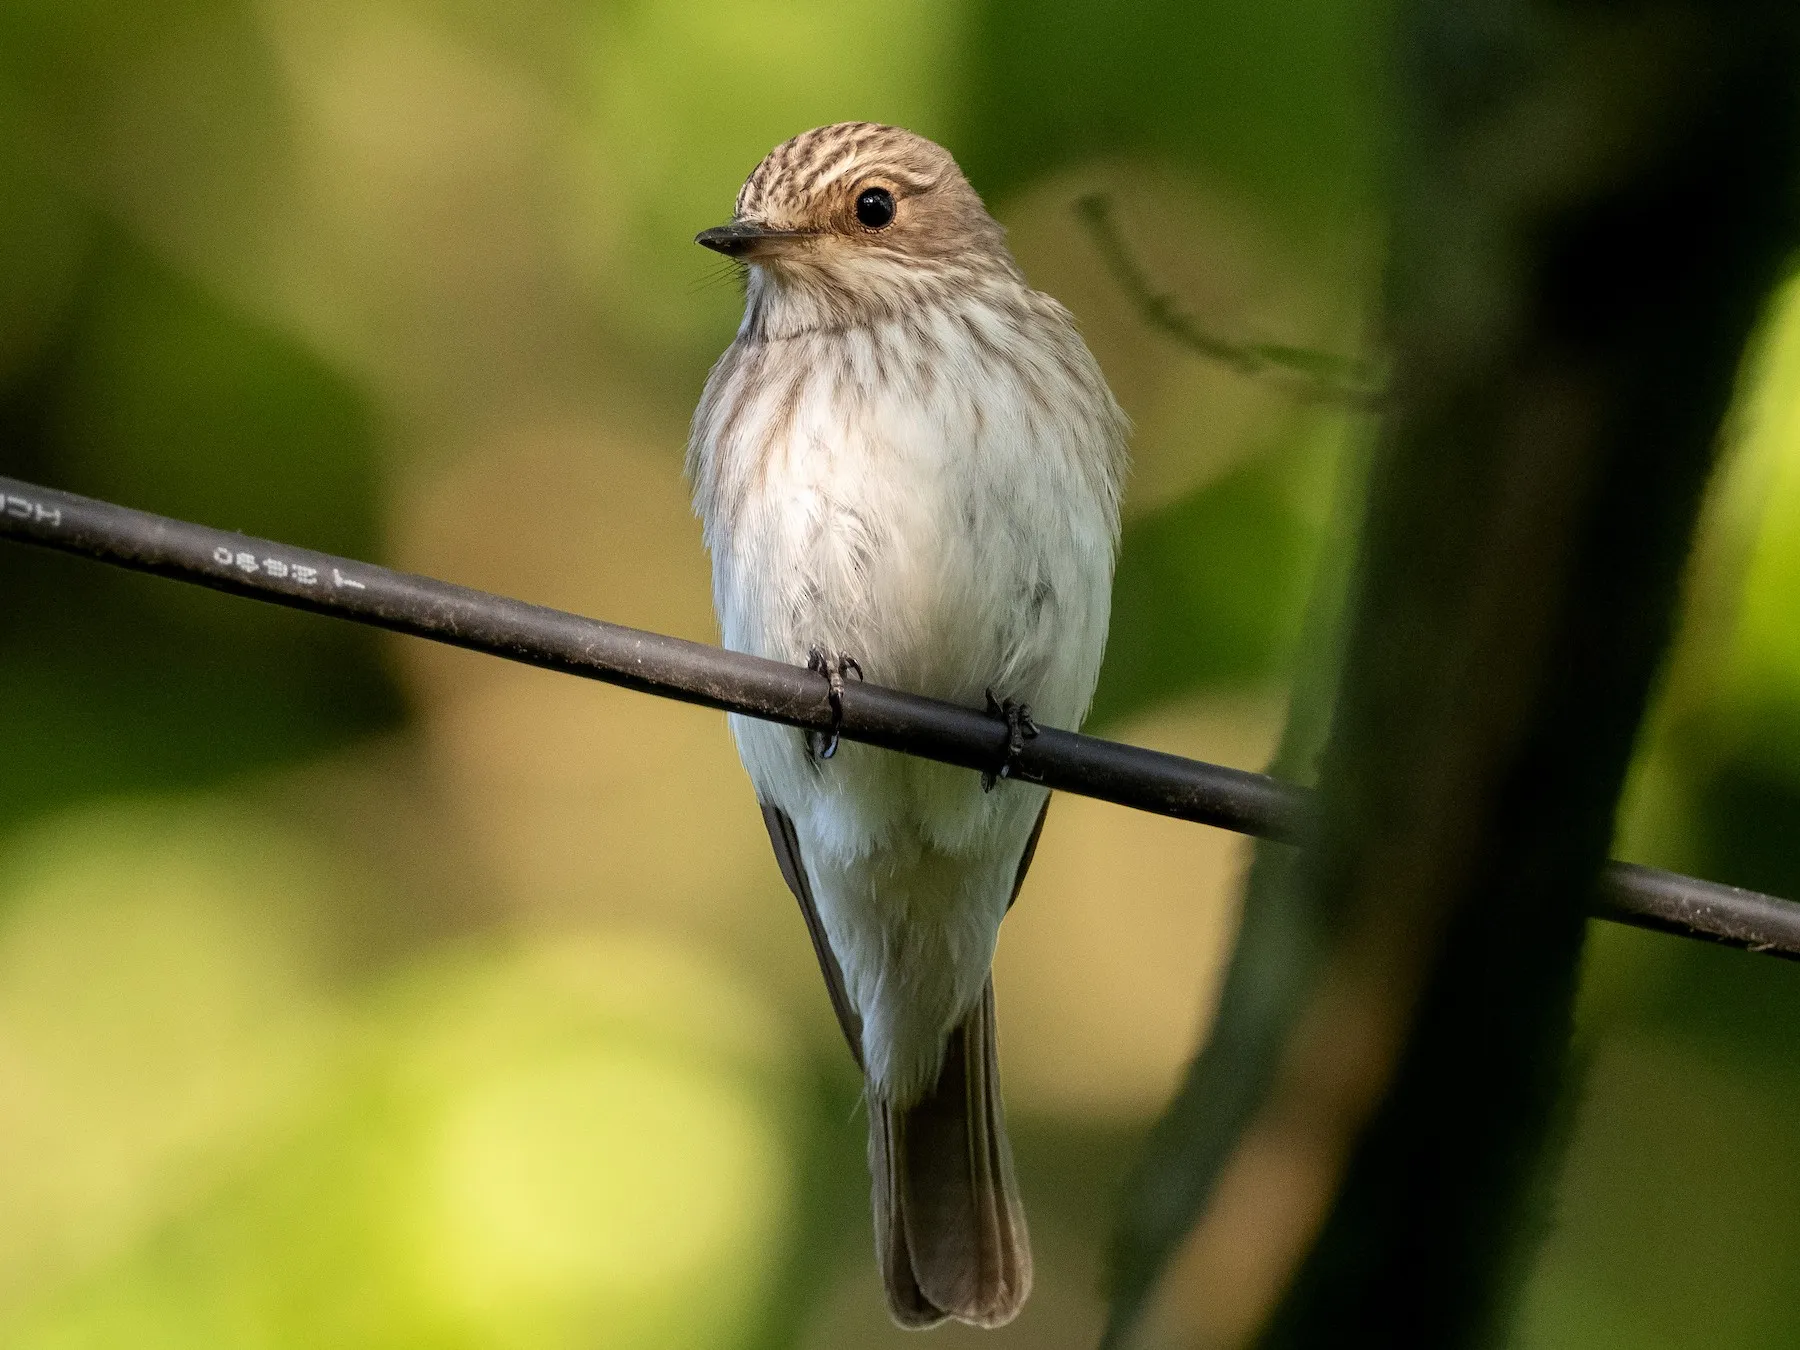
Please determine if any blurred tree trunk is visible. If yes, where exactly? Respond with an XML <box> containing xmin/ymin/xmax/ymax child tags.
<box><xmin>1257</xmin><ymin>1</ymin><xmax>1800</xmax><ymax>1343</ymax></box>
<box><xmin>1108</xmin><ymin>2</ymin><xmax>1800</xmax><ymax>1346</ymax></box>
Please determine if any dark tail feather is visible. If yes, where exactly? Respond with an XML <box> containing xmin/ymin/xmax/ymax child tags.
<box><xmin>870</xmin><ymin>978</ymin><xmax>1032</xmax><ymax>1328</ymax></box>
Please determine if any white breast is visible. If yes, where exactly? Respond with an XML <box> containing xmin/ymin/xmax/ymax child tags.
<box><xmin>689</xmin><ymin>284</ymin><xmax>1126</xmax><ymax>1097</ymax></box>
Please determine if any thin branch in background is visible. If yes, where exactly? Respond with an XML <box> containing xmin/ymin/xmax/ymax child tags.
<box><xmin>1073</xmin><ymin>192</ymin><xmax>1384</xmax><ymax>408</ymax></box>
<box><xmin>1</xmin><ymin>473</ymin><xmax>1797</xmax><ymax>966</ymax></box>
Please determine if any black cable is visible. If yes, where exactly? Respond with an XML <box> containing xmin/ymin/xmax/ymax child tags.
<box><xmin>3</xmin><ymin>473</ymin><xmax>1795</xmax><ymax>960</ymax></box>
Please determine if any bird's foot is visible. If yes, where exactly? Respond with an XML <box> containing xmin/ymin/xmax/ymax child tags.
<box><xmin>807</xmin><ymin>647</ymin><xmax>863</xmax><ymax>760</ymax></box>
<box><xmin>982</xmin><ymin>689</ymin><xmax>1039</xmax><ymax>791</ymax></box>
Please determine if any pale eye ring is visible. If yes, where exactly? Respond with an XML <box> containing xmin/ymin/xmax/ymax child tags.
<box><xmin>855</xmin><ymin>187</ymin><xmax>896</xmax><ymax>230</ymax></box>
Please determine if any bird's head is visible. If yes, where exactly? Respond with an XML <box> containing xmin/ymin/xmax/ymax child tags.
<box><xmin>696</xmin><ymin>123</ymin><xmax>1016</xmax><ymax>309</ymax></box>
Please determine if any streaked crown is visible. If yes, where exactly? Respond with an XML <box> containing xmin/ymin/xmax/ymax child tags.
<box><xmin>708</xmin><ymin>123</ymin><xmax>1015</xmax><ymax>280</ymax></box>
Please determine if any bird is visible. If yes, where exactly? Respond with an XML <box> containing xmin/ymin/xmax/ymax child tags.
<box><xmin>687</xmin><ymin>122</ymin><xmax>1127</xmax><ymax>1328</ymax></box>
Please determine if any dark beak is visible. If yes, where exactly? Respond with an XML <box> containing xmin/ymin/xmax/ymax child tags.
<box><xmin>695</xmin><ymin>220</ymin><xmax>811</xmax><ymax>259</ymax></box>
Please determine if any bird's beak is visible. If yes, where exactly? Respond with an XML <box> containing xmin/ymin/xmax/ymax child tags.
<box><xmin>695</xmin><ymin>219</ymin><xmax>812</xmax><ymax>260</ymax></box>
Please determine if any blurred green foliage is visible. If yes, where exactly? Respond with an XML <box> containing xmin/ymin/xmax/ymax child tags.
<box><xmin>0</xmin><ymin>228</ymin><xmax>402</xmax><ymax>829</ymax></box>
<box><xmin>0</xmin><ymin>801</ymin><xmax>800</xmax><ymax>1348</ymax></box>
<box><xmin>963</xmin><ymin>0</ymin><xmax>1380</xmax><ymax>239</ymax></box>
<box><xmin>0</xmin><ymin>0</ymin><xmax>1798</xmax><ymax>1346</ymax></box>
<box><xmin>1680</xmin><ymin>284</ymin><xmax>1800</xmax><ymax>905</ymax></box>
<box><xmin>1092</xmin><ymin>437</ymin><xmax>1334</xmax><ymax>727</ymax></box>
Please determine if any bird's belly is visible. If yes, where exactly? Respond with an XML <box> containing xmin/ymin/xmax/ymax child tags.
<box><xmin>724</xmin><ymin>463</ymin><xmax>997</xmax><ymax>701</ymax></box>
<box><xmin>703</xmin><ymin>334</ymin><xmax>1116</xmax><ymax>1094</ymax></box>
<box><xmin>721</xmin><ymin>435</ymin><xmax>1100</xmax><ymax>720</ymax></box>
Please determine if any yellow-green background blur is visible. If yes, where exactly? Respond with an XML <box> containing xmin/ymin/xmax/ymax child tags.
<box><xmin>3</xmin><ymin>2</ymin><xmax>1800</xmax><ymax>1346</ymax></box>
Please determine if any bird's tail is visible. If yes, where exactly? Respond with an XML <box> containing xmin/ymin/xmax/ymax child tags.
<box><xmin>869</xmin><ymin>977</ymin><xmax>1032</xmax><ymax>1328</ymax></box>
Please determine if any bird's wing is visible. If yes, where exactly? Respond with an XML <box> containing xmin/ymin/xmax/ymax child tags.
<box><xmin>1009</xmin><ymin>796</ymin><xmax>1051</xmax><ymax>912</ymax></box>
<box><xmin>760</xmin><ymin>801</ymin><xmax>865</xmax><ymax>1068</ymax></box>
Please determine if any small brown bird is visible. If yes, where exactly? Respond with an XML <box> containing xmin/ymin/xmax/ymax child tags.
<box><xmin>687</xmin><ymin>123</ymin><xmax>1126</xmax><ymax>1327</ymax></box>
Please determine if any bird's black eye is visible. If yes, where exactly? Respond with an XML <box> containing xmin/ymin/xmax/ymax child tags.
<box><xmin>855</xmin><ymin>187</ymin><xmax>896</xmax><ymax>230</ymax></box>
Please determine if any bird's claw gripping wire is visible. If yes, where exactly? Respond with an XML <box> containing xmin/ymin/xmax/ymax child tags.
<box><xmin>982</xmin><ymin>689</ymin><xmax>1039</xmax><ymax>791</ymax></box>
<box><xmin>807</xmin><ymin>647</ymin><xmax>863</xmax><ymax>760</ymax></box>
